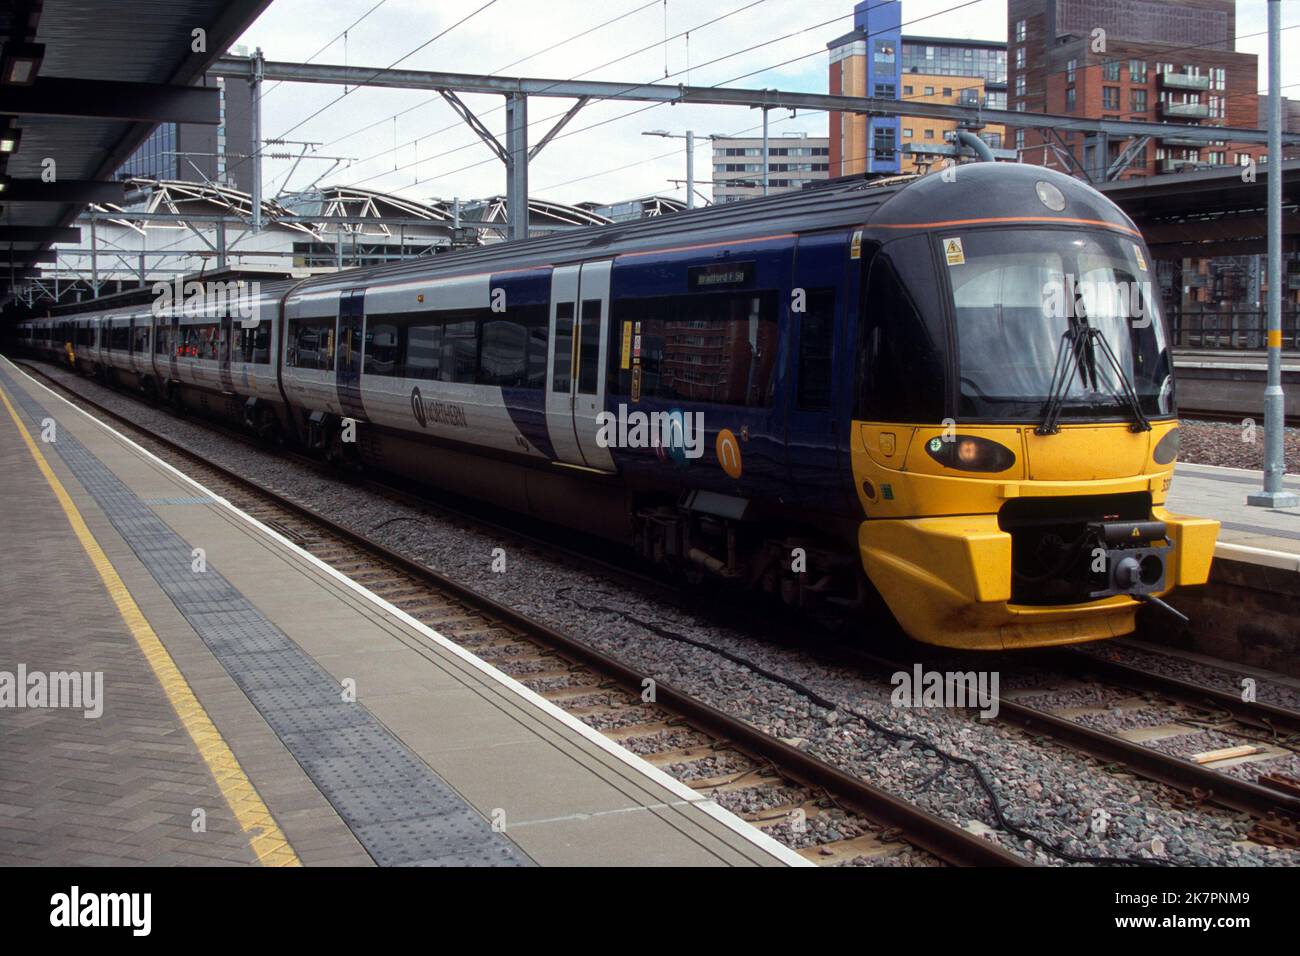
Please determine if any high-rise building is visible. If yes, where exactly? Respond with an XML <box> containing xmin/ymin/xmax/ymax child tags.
<box><xmin>711</xmin><ymin>134</ymin><xmax>830</xmax><ymax>203</ymax></box>
<box><xmin>828</xmin><ymin>0</ymin><xmax>902</xmax><ymax>176</ymax></box>
<box><xmin>1007</xmin><ymin>0</ymin><xmax>1264</xmax><ymax>179</ymax></box>
<box><xmin>116</xmin><ymin>72</ymin><xmax>257</xmax><ymax>191</ymax></box>
<box><xmin>829</xmin><ymin>5</ymin><xmax>1008</xmax><ymax>176</ymax></box>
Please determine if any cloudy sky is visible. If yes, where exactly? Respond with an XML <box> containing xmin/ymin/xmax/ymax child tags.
<box><xmin>233</xmin><ymin>0</ymin><xmax>1299</xmax><ymax>209</ymax></box>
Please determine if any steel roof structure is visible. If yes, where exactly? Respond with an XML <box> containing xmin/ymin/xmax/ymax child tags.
<box><xmin>0</xmin><ymin>0</ymin><xmax>271</xmax><ymax>306</ymax></box>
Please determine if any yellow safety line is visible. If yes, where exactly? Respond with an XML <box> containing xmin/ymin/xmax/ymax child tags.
<box><xmin>0</xmin><ymin>382</ymin><xmax>300</xmax><ymax>867</ymax></box>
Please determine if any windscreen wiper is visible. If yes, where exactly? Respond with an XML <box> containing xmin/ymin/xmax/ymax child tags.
<box><xmin>1036</xmin><ymin>325</ymin><xmax>1086</xmax><ymax>436</ymax></box>
<box><xmin>1089</xmin><ymin>326</ymin><xmax>1152</xmax><ymax>432</ymax></box>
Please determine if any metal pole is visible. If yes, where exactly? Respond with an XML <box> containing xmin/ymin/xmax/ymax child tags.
<box><xmin>90</xmin><ymin>217</ymin><xmax>99</xmax><ymax>297</ymax></box>
<box><xmin>217</xmin><ymin>219</ymin><xmax>227</xmax><ymax>269</ymax></box>
<box><xmin>761</xmin><ymin>108</ymin><xmax>769</xmax><ymax>196</ymax></box>
<box><xmin>686</xmin><ymin>130</ymin><xmax>695</xmax><ymax>209</ymax></box>
<box><xmin>1248</xmin><ymin>0</ymin><xmax>1297</xmax><ymax>508</ymax></box>
<box><xmin>251</xmin><ymin>47</ymin><xmax>264</xmax><ymax>232</ymax></box>
<box><xmin>505</xmin><ymin>93</ymin><xmax>528</xmax><ymax>241</ymax></box>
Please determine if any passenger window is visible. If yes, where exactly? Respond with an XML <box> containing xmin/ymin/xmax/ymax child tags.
<box><xmin>441</xmin><ymin>319</ymin><xmax>477</xmax><ymax>383</ymax></box>
<box><xmin>796</xmin><ymin>289</ymin><xmax>835</xmax><ymax>410</ymax></box>
<box><xmin>613</xmin><ymin>290</ymin><xmax>778</xmax><ymax>407</ymax></box>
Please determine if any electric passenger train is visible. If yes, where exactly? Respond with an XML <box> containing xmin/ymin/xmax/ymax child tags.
<box><xmin>11</xmin><ymin>163</ymin><xmax>1219</xmax><ymax>649</ymax></box>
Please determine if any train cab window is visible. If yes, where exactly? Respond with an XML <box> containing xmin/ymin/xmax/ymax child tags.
<box><xmin>552</xmin><ymin>302</ymin><xmax>575</xmax><ymax>393</ymax></box>
<box><xmin>287</xmin><ymin>317</ymin><xmax>336</xmax><ymax>371</ymax></box>
<box><xmin>796</xmin><ymin>289</ymin><xmax>835</xmax><ymax>410</ymax></box>
<box><xmin>859</xmin><ymin>250</ymin><xmax>945</xmax><ymax>423</ymax></box>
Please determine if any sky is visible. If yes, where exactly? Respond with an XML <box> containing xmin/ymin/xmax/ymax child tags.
<box><xmin>232</xmin><ymin>0</ymin><xmax>1300</xmax><ymax>209</ymax></box>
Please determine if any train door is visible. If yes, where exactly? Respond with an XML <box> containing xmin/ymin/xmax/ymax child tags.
<box><xmin>785</xmin><ymin>232</ymin><xmax>853</xmax><ymax>513</ymax></box>
<box><xmin>335</xmin><ymin>289</ymin><xmax>366</xmax><ymax>420</ymax></box>
<box><xmin>544</xmin><ymin>261</ymin><xmax>615</xmax><ymax>471</ymax></box>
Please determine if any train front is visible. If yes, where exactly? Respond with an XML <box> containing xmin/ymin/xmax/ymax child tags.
<box><xmin>851</xmin><ymin>163</ymin><xmax>1218</xmax><ymax>649</ymax></box>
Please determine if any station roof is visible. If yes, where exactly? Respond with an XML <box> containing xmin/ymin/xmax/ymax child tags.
<box><xmin>1</xmin><ymin>0</ymin><xmax>272</xmax><ymax>304</ymax></box>
<box><xmin>1098</xmin><ymin>159</ymin><xmax>1300</xmax><ymax>259</ymax></box>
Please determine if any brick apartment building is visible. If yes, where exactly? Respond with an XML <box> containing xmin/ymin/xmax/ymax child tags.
<box><xmin>1008</xmin><ymin>0</ymin><xmax>1266</xmax><ymax>179</ymax></box>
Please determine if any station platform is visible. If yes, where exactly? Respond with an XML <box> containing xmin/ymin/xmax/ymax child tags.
<box><xmin>1168</xmin><ymin>461</ymin><xmax>1300</xmax><ymax>568</ymax></box>
<box><xmin>0</xmin><ymin>357</ymin><xmax>802</xmax><ymax>868</ymax></box>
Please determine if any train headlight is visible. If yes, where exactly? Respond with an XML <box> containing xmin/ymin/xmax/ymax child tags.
<box><xmin>1152</xmin><ymin>427</ymin><xmax>1180</xmax><ymax>465</ymax></box>
<box><xmin>1035</xmin><ymin>180</ymin><xmax>1066</xmax><ymax>211</ymax></box>
<box><xmin>925</xmin><ymin>434</ymin><xmax>1016</xmax><ymax>473</ymax></box>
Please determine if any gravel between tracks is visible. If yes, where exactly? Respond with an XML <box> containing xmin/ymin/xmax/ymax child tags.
<box><xmin>26</xmin><ymin>362</ymin><xmax>1300</xmax><ymax>867</ymax></box>
<box><xmin>1178</xmin><ymin>418</ymin><xmax>1300</xmax><ymax>474</ymax></box>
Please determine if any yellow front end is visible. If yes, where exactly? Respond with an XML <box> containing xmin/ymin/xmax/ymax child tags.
<box><xmin>852</xmin><ymin>419</ymin><xmax>1219</xmax><ymax>649</ymax></box>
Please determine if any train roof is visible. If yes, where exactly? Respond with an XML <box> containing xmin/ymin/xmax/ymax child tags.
<box><xmin>291</xmin><ymin>173</ymin><xmax>917</xmax><ymax>295</ymax></box>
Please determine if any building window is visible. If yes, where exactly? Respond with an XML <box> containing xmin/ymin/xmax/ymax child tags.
<box><xmin>873</xmin><ymin>125</ymin><xmax>896</xmax><ymax>161</ymax></box>
<box><xmin>1015</xmin><ymin>128</ymin><xmax>1025</xmax><ymax>149</ymax></box>
<box><xmin>923</xmin><ymin>128</ymin><xmax>934</xmax><ymax>140</ymax></box>
<box><xmin>1129</xmin><ymin>59</ymin><xmax>1146</xmax><ymax>83</ymax></box>
<box><xmin>1209</xmin><ymin>94</ymin><xmax>1224</xmax><ymax>118</ymax></box>
<box><xmin>1065</xmin><ymin>88</ymin><xmax>1076</xmax><ymax>112</ymax></box>
<box><xmin>1102</xmin><ymin>87</ymin><xmax>1120</xmax><ymax>110</ymax></box>
<box><xmin>1015</xmin><ymin>19</ymin><xmax>1026</xmax><ymax>42</ymax></box>
<box><xmin>1130</xmin><ymin>89</ymin><xmax>1147</xmax><ymax>113</ymax></box>
<box><xmin>874</xmin><ymin>39</ymin><xmax>896</xmax><ymax>68</ymax></box>
<box><xmin>1066</xmin><ymin>59</ymin><xmax>1076</xmax><ymax>84</ymax></box>
<box><xmin>1212</xmin><ymin>67</ymin><xmax>1226</xmax><ymax>90</ymax></box>
<box><xmin>1103</xmin><ymin>59</ymin><xmax>1120</xmax><ymax>81</ymax></box>
<box><xmin>1015</xmin><ymin>47</ymin><xmax>1025</xmax><ymax>69</ymax></box>
<box><xmin>874</xmin><ymin>82</ymin><xmax>896</xmax><ymax>98</ymax></box>
<box><xmin>942</xmin><ymin>86</ymin><xmax>952</xmax><ymax>97</ymax></box>
<box><xmin>1015</xmin><ymin>75</ymin><xmax>1025</xmax><ymax>96</ymax></box>
<box><xmin>902</xmin><ymin>127</ymin><xmax>913</xmax><ymax>138</ymax></box>
<box><xmin>924</xmin><ymin>86</ymin><xmax>934</xmax><ymax>96</ymax></box>
<box><xmin>903</xmin><ymin>84</ymin><xmax>913</xmax><ymax>95</ymax></box>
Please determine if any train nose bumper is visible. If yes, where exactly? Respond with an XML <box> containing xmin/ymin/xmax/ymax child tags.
<box><xmin>858</xmin><ymin>508</ymin><xmax>1219</xmax><ymax>650</ymax></box>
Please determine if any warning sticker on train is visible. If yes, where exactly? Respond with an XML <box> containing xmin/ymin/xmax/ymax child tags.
<box><xmin>943</xmin><ymin>237</ymin><xmax>965</xmax><ymax>266</ymax></box>
<box><xmin>1133</xmin><ymin>243</ymin><xmax>1148</xmax><ymax>272</ymax></box>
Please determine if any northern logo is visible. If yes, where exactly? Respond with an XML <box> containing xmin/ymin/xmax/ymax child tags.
<box><xmin>411</xmin><ymin>386</ymin><xmax>427</xmax><ymax>428</ymax></box>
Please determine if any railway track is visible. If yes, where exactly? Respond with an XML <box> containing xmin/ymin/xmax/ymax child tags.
<box><xmin>830</xmin><ymin>639</ymin><xmax>1300</xmax><ymax>851</ymax></box>
<box><xmin>17</xmin><ymin>359</ymin><xmax>1025</xmax><ymax>868</ymax></box>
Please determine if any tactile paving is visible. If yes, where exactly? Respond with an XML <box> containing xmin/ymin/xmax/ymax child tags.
<box><xmin>0</xmin><ymin>366</ymin><xmax>526</xmax><ymax>867</ymax></box>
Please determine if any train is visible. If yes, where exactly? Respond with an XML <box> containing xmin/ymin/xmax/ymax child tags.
<box><xmin>8</xmin><ymin>162</ymin><xmax>1219</xmax><ymax>649</ymax></box>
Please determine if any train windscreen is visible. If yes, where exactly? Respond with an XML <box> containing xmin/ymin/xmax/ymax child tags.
<box><xmin>946</xmin><ymin>228</ymin><xmax>1174</xmax><ymax>423</ymax></box>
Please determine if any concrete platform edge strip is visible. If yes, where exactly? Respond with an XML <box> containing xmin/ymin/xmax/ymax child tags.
<box><xmin>3</xmin><ymin>358</ymin><xmax>809</xmax><ymax>868</ymax></box>
<box><xmin>0</xmin><ymin>362</ymin><xmax>525</xmax><ymax>868</ymax></box>
<box><xmin>0</xmin><ymin>380</ymin><xmax>301</xmax><ymax>868</ymax></box>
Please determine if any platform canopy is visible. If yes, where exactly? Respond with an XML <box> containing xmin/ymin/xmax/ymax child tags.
<box><xmin>0</xmin><ymin>0</ymin><xmax>272</xmax><ymax>304</ymax></box>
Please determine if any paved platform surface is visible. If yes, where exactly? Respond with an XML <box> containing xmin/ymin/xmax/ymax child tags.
<box><xmin>0</xmin><ymin>357</ymin><xmax>800</xmax><ymax>867</ymax></box>
<box><xmin>1169</xmin><ymin>461</ymin><xmax>1300</xmax><ymax>566</ymax></box>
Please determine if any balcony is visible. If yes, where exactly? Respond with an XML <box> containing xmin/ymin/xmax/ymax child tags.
<box><xmin>1160</xmin><ymin>157</ymin><xmax>1199</xmax><ymax>173</ymax></box>
<box><xmin>1159</xmin><ymin>134</ymin><xmax>1206</xmax><ymax>147</ymax></box>
<box><xmin>1162</xmin><ymin>100</ymin><xmax>1210</xmax><ymax>119</ymax></box>
<box><xmin>1160</xmin><ymin>71</ymin><xmax>1211</xmax><ymax>91</ymax></box>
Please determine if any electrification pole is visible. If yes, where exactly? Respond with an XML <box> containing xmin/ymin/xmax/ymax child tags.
<box><xmin>1247</xmin><ymin>0</ymin><xmax>1297</xmax><ymax>508</ymax></box>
